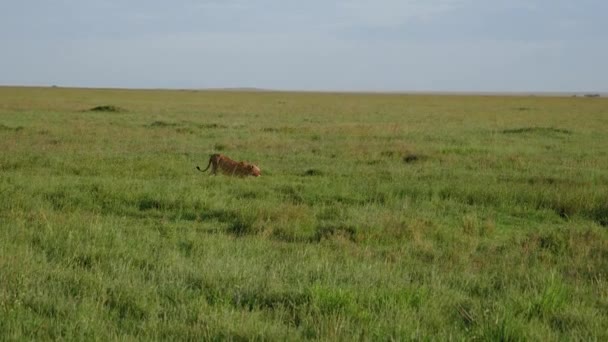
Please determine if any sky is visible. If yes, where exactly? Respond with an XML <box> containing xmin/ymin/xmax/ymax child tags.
<box><xmin>1</xmin><ymin>0</ymin><xmax>607</xmax><ymax>92</ymax></box>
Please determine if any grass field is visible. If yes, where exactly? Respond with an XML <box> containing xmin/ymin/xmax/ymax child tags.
<box><xmin>1</xmin><ymin>86</ymin><xmax>607</xmax><ymax>340</ymax></box>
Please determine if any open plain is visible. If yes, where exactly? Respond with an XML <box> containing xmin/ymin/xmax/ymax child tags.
<box><xmin>1</xmin><ymin>86</ymin><xmax>607</xmax><ymax>340</ymax></box>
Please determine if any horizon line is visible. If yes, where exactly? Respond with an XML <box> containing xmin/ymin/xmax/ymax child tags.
<box><xmin>0</xmin><ymin>84</ymin><xmax>605</xmax><ymax>97</ymax></box>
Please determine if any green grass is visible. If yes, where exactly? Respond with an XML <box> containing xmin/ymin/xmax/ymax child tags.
<box><xmin>1</xmin><ymin>86</ymin><xmax>607</xmax><ymax>340</ymax></box>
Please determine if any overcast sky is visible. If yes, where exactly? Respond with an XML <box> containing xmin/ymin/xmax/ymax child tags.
<box><xmin>1</xmin><ymin>0</ymin><xmax>606</xmax><ymax>92</ymax></box>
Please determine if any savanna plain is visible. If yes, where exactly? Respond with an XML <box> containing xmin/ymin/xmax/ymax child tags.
<box><xmin>0</xmin><ymin>86</ymin><xmax>607</xmax><ymax>340</ymax></box>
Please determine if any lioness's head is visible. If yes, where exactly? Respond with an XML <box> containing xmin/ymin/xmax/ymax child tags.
<box><xmin>248</xmin><ymin>164</ymin><xmax>261</xmax><ymax>177</ymax></box>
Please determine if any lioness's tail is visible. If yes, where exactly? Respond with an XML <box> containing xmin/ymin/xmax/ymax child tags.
<box><xmin>196</xmin><ymin>158</ymin><xmax>212</xmax><ymax>173</ymax></box>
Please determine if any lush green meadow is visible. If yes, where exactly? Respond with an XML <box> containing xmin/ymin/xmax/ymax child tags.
<box><xmin>1</xmin><ymin>86</ymin><xmax>607</xmax><ymax>340</ymax></box>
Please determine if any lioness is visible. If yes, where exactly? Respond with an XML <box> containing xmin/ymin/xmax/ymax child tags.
<box><xmin>196</xmin><ymin>154</ymin><xmax>261</xmax><ymax>177</ymax></box>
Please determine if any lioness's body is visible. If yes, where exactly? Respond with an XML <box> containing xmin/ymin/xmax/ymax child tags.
<box><xmin>196</xmin><ymin>154</ymin><xmax>261</xmax><ymax>177</ymax></box>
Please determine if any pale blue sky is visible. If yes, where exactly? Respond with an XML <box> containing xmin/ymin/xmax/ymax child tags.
<box><xmin>1</xmin><ymin>0</ymin><xmax>606</xmax><ymax>92</ymax></box>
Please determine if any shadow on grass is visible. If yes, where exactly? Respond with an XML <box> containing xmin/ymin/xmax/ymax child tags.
<box><xmin>403</xmin><ymin>153</ymin><xmax>428</xmax><ymax>164</ymax></box>
<box><xmin>0</xmin><ymin>123</ymin><xmax>24</xmax><ymax>132</ymax></box>
<box><xmin>103</xmin><ymin>287</ymin><xmax>148</xmax><ymax>322</ymax></box>
<box><xmin>138</xmin><ymin>197</ymin><xmax>164</xmax><ymax>211</ymax></box>
<box><xmin>438</xmin><ymin>185</ymin><xmax>607</xmax><ymax>227</ymax></box>
<box><xmin>277</xmin><ymin>185</ymin><xmax>305</xmax><ymax>204</ymax></box>
<box><xmin>145</xmin><ymin>121</ymin><xmax>227</xmax><ymax>130</ymax></box>
<box><xmin>538</xmin><ymin>198</ymin><xmax>608</xmax><ymax>227</ymax></box>
<box><xmin>226</xmin><ymin>216</ymin><xmax>257</xmax><ymax>237</ymax></box>
<box><xmin>588</xmin><ymin>205</ymin><xmax>608</xmax><ymax>227</ymax></box>
<box><xmin>302</xmin><ymin>169</ymin><xmax>323</xmax><ymax>176</ymax></box>
<box><xmin>147</xmin><ymin>120</ymin><xmax>178</xmax><ymax>127</ymax></box>
<box><xmin>198</xmin><ymin>208</ymin><xmax>259</xmax><ymax>237</ymax></box>
<box><xmin>233</xmin><ymin>289</ymin><xmax>311</xmax><ymax>313</ymax></box>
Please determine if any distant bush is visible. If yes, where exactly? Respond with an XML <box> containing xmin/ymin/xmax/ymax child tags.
<box><xmin>88</xmin><ymin>105</ymin><xmax>125</xmax><ymax>112</ymax></box>
<box><xmin>501</xmin><ymin>127</ymin><xmax>572</xmax><ymax>135</ymax></box>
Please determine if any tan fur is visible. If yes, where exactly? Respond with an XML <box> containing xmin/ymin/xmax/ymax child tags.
<box><xmin>196</xmin><ymin>154</ymin><xmax>261</xmax><ymax>177</ymax></box>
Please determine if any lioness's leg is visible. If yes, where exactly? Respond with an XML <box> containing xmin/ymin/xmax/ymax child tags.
<box><xmin>231</xmin><ymin>163</ymin><xmax>240</xmax><ymax>176</ymax></box>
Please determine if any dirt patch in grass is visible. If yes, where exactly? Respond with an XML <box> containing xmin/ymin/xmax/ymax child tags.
<box><xmin>312</xmin><ymin>224</ymin><xmax>358</xmax><ymax>243</ymax></box>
